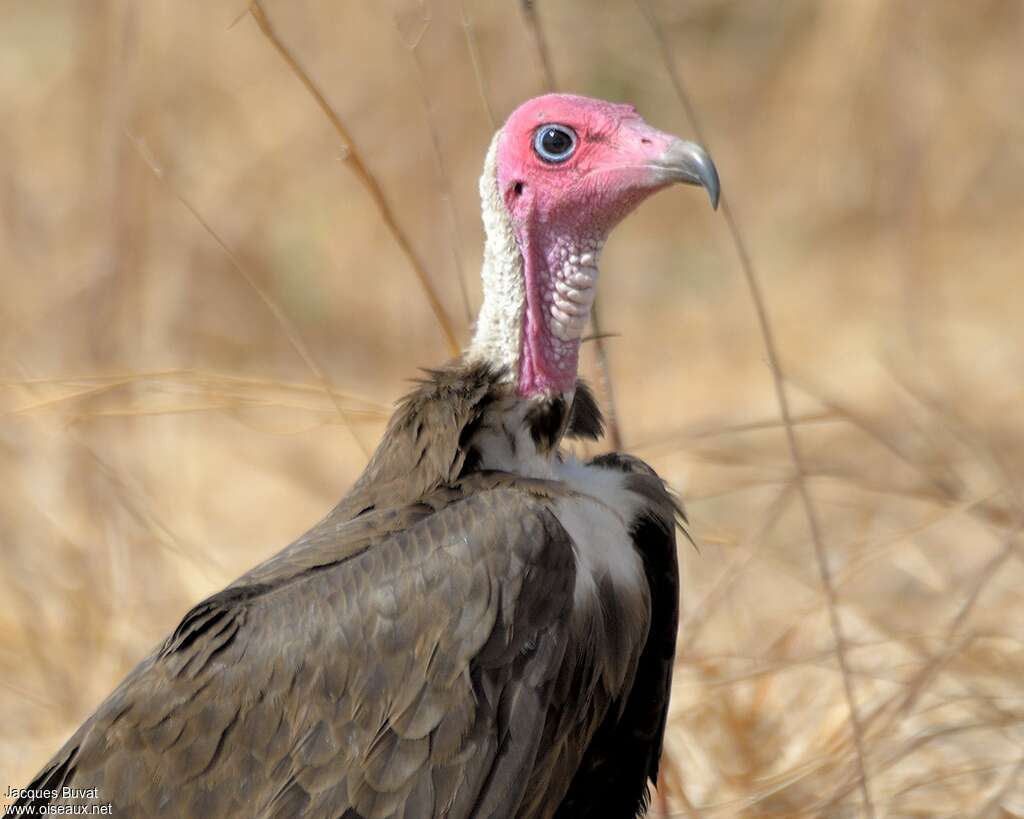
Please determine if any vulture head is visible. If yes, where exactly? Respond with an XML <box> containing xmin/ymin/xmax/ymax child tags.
<box><xmin>468</xmin><ymin>93</ymin><xmax>719</xmax><ymax>398</ymax></box>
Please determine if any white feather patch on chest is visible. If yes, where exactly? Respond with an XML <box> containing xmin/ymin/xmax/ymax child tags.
<box><xmin>470</xmin><ymin>399</ymin><xmax>646</xmax><ymax>611</ymax></box>
<box><xmin>550</xmin><ymin>458</ymin><xmax>646</xmax><ymax>610</ymax></box>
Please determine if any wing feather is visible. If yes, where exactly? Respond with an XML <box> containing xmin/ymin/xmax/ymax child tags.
<box><xmin>17</xmin><ymin>481</ymin><xmax>576</xmax><ymax>819</ymax></box>
<box><xmin>552</xmin><ymin>452</ymin><xmax>682</xmax><ymax>819</ymax></box>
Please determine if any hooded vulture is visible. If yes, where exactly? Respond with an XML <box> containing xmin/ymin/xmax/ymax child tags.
<box><xmin>15</xmin><ymin>94</ymin><xmax>719</xmax><ymax>818</ymax></box>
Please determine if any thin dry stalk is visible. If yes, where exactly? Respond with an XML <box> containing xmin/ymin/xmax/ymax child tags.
<box><xmin>590</xmin><ymin>324</ymin><xmax>623</xmax><ymax>449</ymax></box>
<box><xmin>3</xmin><ymin>368</ymin><xmax>390</xmax><ymax>412</ymax></box>
<box><xmin>247</xmin><ymin>2</ymin><xmax>460</xmax><ymax>357</ymax></box>
<box><xmin>518</xmin><ymin>0</ymin><xmax>624</xmax><ymax>449</ymax></box>
<box><xmin>657</xmin><ymin>748</ymin><xmax>704</xmax><ymax>819</ymax></box>
<box><xmin>459</xmin><ymin>0</ymin><xmax>496</xmax><ymax>130</ymax></box>
<box><xmin>945</xmin><ymin>530</ymin><xmax>1021</xmax><ymax>639</ymax></box>
<box><xmin>634</xmin><ymin>1</ymin><xmax>876</xmax><ymax>815</ymax></box>
<box><xmin>23</xmin><ymin>404</ymin><xmax>225</xmax><ymax>577</ymax></box>
<box><xmin>629</xmin><ymin>410</ymin><xmax>838</xmax><ymax>458</ymax></box>
<box><xmin>678</xmin><ymin>481</ymin><xmax>797</xmax><ymax>653</ymax></box>
<box><xmin>855</xmin><ymin>528</ymin><xmax>1024</xmax><ymax>750</ymax></box>
<box><xmin>518</xmin><ymin>0</ymin><xmax>557</xmax><ymax>93</ymax></box>
<box><xmin>397</xmin><ymin>9</ymin><xmax>473</xmax><ymax>325</ymax></box>
<box><xmin>786</xmin><ymin>376</ymin><xmax>961</xmax><ymax>502</ymax></box>
<box><xmin>972</xmin><ymin>756</ymin><xmax>1024</xmax><ymax>819</ymax></box>
<box><xmin>885</xmin><ymin>366</ymin><xmax>1024</xmax><ymax>529</ymax></box>
<box><xmin>10</xmin><ymin>379</ymin><xmax>135</xmax><ymax>416</ymax></box>
<box><xmin>128</xmin><ymin>136</ymin><xmax>369</xmax><ymax>458</ymax></box>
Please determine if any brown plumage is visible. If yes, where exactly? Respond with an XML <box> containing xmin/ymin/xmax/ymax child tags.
<box><xmin>18</xmin><ymin>364</ymin><xmax>681</xmax><ymax>818</ymax></box>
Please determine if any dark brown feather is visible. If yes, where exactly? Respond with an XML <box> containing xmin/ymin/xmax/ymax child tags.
<box><xmin>552</xmin><ymin>453</ymin><xmax>681</xmax><ymax>819</ymax></box>
<box><xmin>565</xmin><ymin>381</ymin><xmax>604</xmax><ymax>441</ymax></box>
<box><xmin>17</xmin><ymin>364</ymin><xmax>679</xmax><ymax>819</ymax></box>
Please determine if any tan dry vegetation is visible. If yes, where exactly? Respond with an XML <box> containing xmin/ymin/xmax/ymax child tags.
<box><xmin>2</xmin><ymin>1</ymin><xmax>1023</xmax><ymax>816</ymax></box>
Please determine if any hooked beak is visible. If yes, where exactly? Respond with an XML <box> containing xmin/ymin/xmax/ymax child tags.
<box><xmin>650</xmin><ymin>139</ymin><xmax>720</xmax><ymax>210</ymax></box>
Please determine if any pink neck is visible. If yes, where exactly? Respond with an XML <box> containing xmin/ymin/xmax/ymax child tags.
<box><xmin>516</xmin><ymin>233</ymin><xmax>601</xmax><ymax>397</ymax></box>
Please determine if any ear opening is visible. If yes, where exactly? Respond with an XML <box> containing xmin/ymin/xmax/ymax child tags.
<box><xmin>503</xmin><ymin>180</ymin><xmax>525</xmax><ymax>213</ymax></box>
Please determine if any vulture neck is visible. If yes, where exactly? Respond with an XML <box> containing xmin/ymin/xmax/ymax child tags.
<box><xmin>468</xmin><ymin>131</ymin><xmax>603</xmax><ymax>400</ymax></box>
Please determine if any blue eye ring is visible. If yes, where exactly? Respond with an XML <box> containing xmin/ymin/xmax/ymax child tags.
<box><xmin>533</xmin><ymin>124</ymin><xmax>578</xmax><ymax>163</ymax></box>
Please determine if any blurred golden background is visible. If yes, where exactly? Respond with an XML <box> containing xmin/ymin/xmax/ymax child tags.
<box><xmin>2</xmin><ymin>1</ymin><xmax>1023</xmax><ymax>815</ymax></box>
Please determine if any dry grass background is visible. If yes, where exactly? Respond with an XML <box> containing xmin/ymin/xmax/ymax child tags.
<box><xmin>2</xmin><ymin>0</ymin><xmax>1024</xmax><ymax>815</ymax></box>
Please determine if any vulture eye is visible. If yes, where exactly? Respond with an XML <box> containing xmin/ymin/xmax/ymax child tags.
<box><xmin>533</xmin><ymin>124</ymin><xmax>577</xmax><ymax>163</ymax></box>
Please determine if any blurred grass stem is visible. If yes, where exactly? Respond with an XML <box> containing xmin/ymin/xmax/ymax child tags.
<box><xmin>128</xmin><ymin>134</ymin><xmax>369</xmax><ymax>458</ymax></box>
<box><xmin>635</xmin><ymin>0</ymin><xmax>877</xmax><ymax>814</ymax></box>
<box><xmin>248</xmin><ymin>2</ymin><xmax>460</xmax><ymax>357</ymax></box>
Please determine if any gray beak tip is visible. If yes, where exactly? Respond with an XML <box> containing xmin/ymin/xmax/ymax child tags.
<box><xmin>657</xmin><ymin>139</ymin><xmax>721</xmax><ymax>212</ymax></box>
<box><xmin>688</xmin><ymin>143</ymin><xmax>720</xmax><ymax>212</ymax></box>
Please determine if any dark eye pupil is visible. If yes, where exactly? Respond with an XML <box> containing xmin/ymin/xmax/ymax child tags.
<box><xmin>542</xmin><ymin>128</ymin><xmax>572</xmax><ymax>155</ymax></box>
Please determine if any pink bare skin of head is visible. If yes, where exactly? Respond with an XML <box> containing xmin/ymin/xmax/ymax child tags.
<box><xmin>492</xmin><ymin>94</ymin><xmax>719</xmax><ymax>397</ymax></box>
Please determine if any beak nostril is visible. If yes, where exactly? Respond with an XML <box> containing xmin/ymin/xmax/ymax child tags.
<box><xmin>640</xmin><ymin>138</ymin><xmax>652</xmax><ymax>145</ymax></box>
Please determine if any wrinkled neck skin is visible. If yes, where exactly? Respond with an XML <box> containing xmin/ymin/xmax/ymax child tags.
<box><xmin>468</xmin><ymin>131</ymin><xmax>604</xmax><ymax>401</ymax></box>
